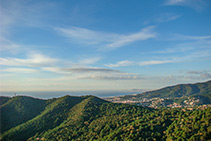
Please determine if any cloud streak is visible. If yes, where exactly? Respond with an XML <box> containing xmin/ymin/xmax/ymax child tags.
<box><xmin>0</xmin><ymin>53</ymin><xmax>58</xmax><ymax>67</ymax></box>
<box><xmin>164</xmin><ymin>0</ymin><xmax>208</xmax><ymax>11</ymax></box>
<box><xmin>0</xmin><ymin>68</ymin><xmax>39</xmax><ymax>73</ymax></box>
<box><xmin>42</xmin><ymin>67</ymin><xmax>142</xmax><ymax>80</ymax></box>
<box><xmin>106</xmin><ymin>60</ymin><xmax>173</xmax><ymax>67</ymax></box>
<box><xmin>105</xmin><ymin>26</ymin><xmax>156</xmax><ymax>49</ymax></box>
<box><xmin>78</xmin><ymin>57</ymin><xmax>101</xmax><ymax>65</ymax></box>
<box><xmin>139</xmin><ymin>60</ymin><xmax>172</xmax><ymax>66</ymax></box>
<box><xmin>55</xmin><ymin>26</ymin><xmax>156</xmax><ymax>49</ymax></box>
<box><xmin>62</xmin><ymin>68</ymin><xmax>120</xmax><ymax>73</ymax></box>
<box><xmin>0</xmin><ymin>38</ymin><xmax>20</xmax><ymax>53</ymax></box>
<box><xmin>105</xmin><ymin>60</ymin><xmax>134</xmax><ymax>67</ymax></box>
<box><xmin>186</xmin><ymin>71</ymin><xmax>211</xmax><ymax>80</ymax></box>
<box><xmin>106</xmin><ymin>48</ymin><xmax>211</xmax><ymax>68</ymax></box>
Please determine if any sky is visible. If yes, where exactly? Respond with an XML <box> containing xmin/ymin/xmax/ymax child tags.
<box><xmin>0</xmin><ymin>0</ymin><xmax>211</xmax><ymax>94</ymax></box>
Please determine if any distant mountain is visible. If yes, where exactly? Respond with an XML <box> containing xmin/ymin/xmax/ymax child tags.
<box><xmin>110</xmin><ymin>80</ymin><xmax>211</xmax><ymax>103</ymax></box>
<box><xmin>1</xmin><ymin>93</ymin><xmax>211</xmax><ymax>140</ymax></box>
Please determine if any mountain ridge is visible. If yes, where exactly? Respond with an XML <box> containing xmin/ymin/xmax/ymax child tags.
<box><xmin>0</xmin><ymin>81</ymin><xmax>211</xmax><ymax>140</ymax></box>
<box><xmin>105</xmin><ymin>80</ymin><xmax>211</xmax><ymax>105</ymax></box>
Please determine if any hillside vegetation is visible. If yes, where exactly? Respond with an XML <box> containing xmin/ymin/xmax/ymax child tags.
<box><xmin>125</xmin><ymin>80</ymin><xmax>211</xmax><ymax>99</ymax></box>
<box><xmin>105</xmin><ymin>80</ymin><xmax>211</xmax><ymax>107</ymax></box>
<box><xmin>1</xmin><ymin>94</ymin><xmax>211</xmax><ymax>140</ymax></box>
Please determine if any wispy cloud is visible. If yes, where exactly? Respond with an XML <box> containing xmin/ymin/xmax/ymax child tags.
<box><xmin>144</xmin><ymin>13</ymin><xmax>181</xmax><ymax>26</ymax></box>
<box><xmin>106</xmin><ymin>60</ymin><xmax>172</xmax><ymax>67</ymax></box>
<box><xmin>63</xmin><ymin>57</ymin><xmax>102</xmax><ymax>68</ymax></box>
<box><xmin>139</xmin><ymin>60</ymin><xmax>172</xmax><ymax>66</ymax></box>
<box><xmin>168</xmin><ymin>70</ymin><xmax>211</xmax><ymax>82</ymax></box>
<box><xmin>0</xmin><ymin>38</ymin><xmax>20</xmax><ymax>54</ymax></box>
<box><xmin>0</xmin><ymin>53</ymin><xmax>58</xmax><ymax>67</ymax></box>
<box><xmin>0</xmin><ymin>68</ymin><xmax>39</xmax><ymax>73</ymax></box>
<box><xmin>153</xmin><ymin>46</ymin><xmax>194</xmax><ymax>54</ymax></box>
<box><xmin>42</xmin><ymin>67</ymin><xmax>68</xmax><ymax>74</ymax></box>
<box><xmin>186</xmin><ymin>71</ymin><xmax>211</xmax><ymax>80</ymax></box>
<box><xmin>62</xmin><ymin>68</ymin><xmax>120</xmax><ymax>73</ymax></box>
<box><xmin>154</xmin><ymin>34</ymin><xmax>211</xmax><ymax>54</ymax></box>
<box><xmin>55</xmin><ymin>26</ymin><xmax>118</xmax><ymax>45</ymax></box>
<box><xmin>105</xmin><ymin>60</ymin><xmax>134</xmax><ymax>67</ymax></box>
<box><xmin>164</xmin><ymin>0</ymin><xmax>208</xmax><ymax>11</ymax></box>
<box><xmin>0</xmin><ymin>0</ymin><xmax>57</xmax><ymax>36</ymax></box>
<box><xmin>42</xmin><ymin>67</ymin><xmax>142</xmax><ymax>80</ymax></box>
<box><xmin>78</xmin><ymin>57</ymin><xmax>101</xmax><ymax>65</ymax></box>
<box><xmin>165</xmin><ymin>0</ymin><xmax>187</xmax><ymax>5</ymax></box>
<box><xmin>156</xmin><ymin>14</ymin><xmax>181</xmax><ymax>23</ymax></box>
<box><xmin>55</xmin><ymin>26</ymin><xmax>156</xmax><ymax>50</ymax></box>
<box><xmin>42</xmin><ymin>67</ymin><xmax>119</xmax><ymax>74</ymax></box>
<box><xmin>172</xmin><ymin>34</ymin><xmax>211</xmax><ymax>41</ymax></box>
<box><xmin>150</xmin><ymin>50</ymin><xmax>211</xmax><ymax>65</ymax></box>
<box><xmin>106</xmin><ymin>49</ymin><xmax>211</xmax><ymax>68</ymax></box>
<box><xmin>105</xmin><ymin>26</ymin><xmax>156</xmax><ymax>49</ymax></box>
<box><xmin>82</xmin><ymin>73</ymin><xmax>142</xmax><ymax>80</ymax></box>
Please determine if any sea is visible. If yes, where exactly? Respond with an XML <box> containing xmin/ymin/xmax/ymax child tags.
<box><xmin>0</xmin><ymin>90</ymin><xmax>138</xmax><ymax>99</ymax></box>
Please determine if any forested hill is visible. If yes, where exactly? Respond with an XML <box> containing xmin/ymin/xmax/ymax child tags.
<box><xmin>114</xmin><ymin>80</ymin><xmax>211</xmax><ymax>101</ymax></box>
<box><xmin>1</xmin><ymin>95</ymin><xmax>211</xmax><ymax>140</ymax></box>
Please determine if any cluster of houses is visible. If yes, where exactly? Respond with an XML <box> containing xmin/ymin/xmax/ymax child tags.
<box><xmin>104</xmin><ymin>96</ymin><xmax>210</xmax><ymax>109</ymax></box>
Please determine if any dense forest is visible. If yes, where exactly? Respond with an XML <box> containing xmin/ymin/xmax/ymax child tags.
<box><xmin>0</xmin><ymin>95</ymin><xmax>211</xmax><ymax>141</ymax></box>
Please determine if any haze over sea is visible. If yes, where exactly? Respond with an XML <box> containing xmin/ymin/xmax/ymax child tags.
<box><xmin>0</xmin><ymin>90</ymin><xmax>137</xmax><ymax>99</ymax></box>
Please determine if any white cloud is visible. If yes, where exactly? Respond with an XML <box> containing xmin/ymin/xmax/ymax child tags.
<box><xmin>0</xmin><ymin>68</ymin><xmax>39</xmax><ymax>73</ymax></box>
<box><xmin>174</xmin><ymin>50</ymin><xmax>211</xmax><ymax>62</ymax></box>
<box><xmin>42</xmin><ymin>67</ymin><xmax>69</xmax><ymax>74</ymax></box>
<box><xmin>106</xmin><ymin>59</ymin><xmax>173</xmax><ymax>67</ymax></box>
<box><xmin>148</xmin><ymin>49</ymin><xmax>211</xmax><ymax>65</ymax></box>
<box><xmin>139</xmin><ymin>60</ymin><xmax>172</xmax><ymax>66</ymax></box>
<box><xmin>174</xmin><ymin>34</ymin><xmax>211</xmax><ymax>40</ymax></box>
<box><xmin>0</xmin><ymin>53</ymin><xmax>58</xmax><ymax>67</ymax></box>
<box><xmin>154</xmin><ymin>35</ymin><xmax>211</xmax><ymax>55</ymax></box>
<box><xmin>43</xmin><ymin>67</ymin><xmax>120</xmax><ymax>74</ymax></box>
<box><xmin>144</xmin><ymin>13</ymin><xmax>181</xmax><ymax>26</ymax></box>
<box><xmin>105</xmin><ymin>26</ymin><xmax>156</xmax><ymax>49</ymax></box>
<box><xmin>186</xmin><ymin>71</ymin><xmax>211</xmax><ymax>80</ymax></box>
<box><xmin>156</xmin><ymin>14</ymin><xmax>181</xmax><ymax>23</ymax></box>
<box><xmin>82</xmin><ymin>73</ymin><xmax>142</xmax><ymax>80</ymax></box>
<box><xmin>78</xmin><ymin>57</ymin><xmax>101</xmax><ymax>65</ymax></box>
<box><xmin>107</xmin><ymin>46</ymin><xmax>211</xmax><ymax>69</ymax></box>
<box><xmin>167</xmin><ymin>70</ymin><xmax>211</xmax><ymax>82</ymax></box>
<box><xmin>42</xmin><ymin>67</ymin><xmax>141</xmax><ymax>80</ymax></box>
<box><xmin>55</xmin><ymin>26</ymin><xmax>119</xmax><ymax>45</ymax></box>
<box><xmin>62</xmin><ymin>67</ymin><xmax>120</xmax><ymax>73</ymax></box>
<box><xmin>105</xmin><ymin>60</ymin><xmax>134</xmax><ymax>67</ymax></box>
<box><xmin>154</xmin><ymin>46</ymin><xmax>194</xmax><ymax>54</ymax></box>
<box><xmin>55</xmin><ymin>26</ymin><xmax>156</xmax><ymax>49</ymax></box>
<box><xmin>166</xmin><ymin>0</ymin><xmax>186</xmax><ymax>5</ymax></box>
<box><xmin>164</xmin><ymin>0</ymin><xmax>208</xmax><ymax>11</ymax></box>
<box><xmin>106</xmin><ymin>48</ymin><xmax>211</xmax><ymax>68</ymax></box>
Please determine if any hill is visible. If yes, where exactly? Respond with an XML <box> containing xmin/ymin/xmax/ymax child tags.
<box><xmin>0</xmin><ymin>96</ymin><xmax>46</xmax><ymax>133</ymax></box>
<box><xmin>0</xmin><ymin>94</ymin><xmax>211</xmax><ymax>140</ymax></box>
<box><xmin>0</xmin><ymin>95</ymin><xmax>88</xmax><ymax>140</ymax></box>
<box><xmin>105</xmin><ymin>80</ymin><xmax>211</xmax><ymax>107</ymax></box>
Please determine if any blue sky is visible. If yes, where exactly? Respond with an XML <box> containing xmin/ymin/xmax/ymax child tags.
<box><xmin>0</xmin><ymin>0</ymin><xmax>211</xmax><ymax>93</ymax></box>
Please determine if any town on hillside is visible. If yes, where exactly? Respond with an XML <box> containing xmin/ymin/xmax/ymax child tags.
<box><xmin>104</xmin><ymin>96</ymin><xmax>211</xmax><ymax>109</ymax></box>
